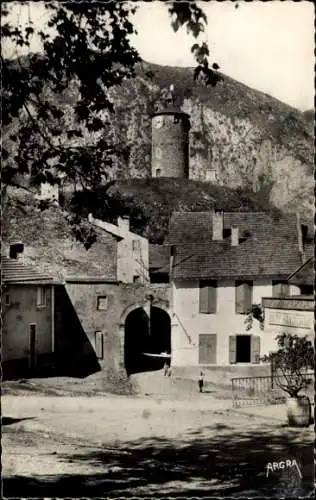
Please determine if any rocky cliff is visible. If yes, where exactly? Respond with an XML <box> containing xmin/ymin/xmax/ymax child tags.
<box><xmin>109</xmin><ymin>62</ymin><xmax>314</xmax><ymax>216</ymax></box>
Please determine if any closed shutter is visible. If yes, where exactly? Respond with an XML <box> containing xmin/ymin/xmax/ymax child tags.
<box><xmin>251</xmin><ymin>336</ymin><xmax>260</xmax><ymax>364</ymax></box>
<box><xmin>272</xmin><ymin>281</ymin><xmax>281</xmax><ymax>297</ymax></box>
<box><xmin>273</xmin><ymin>281</ymin><xmax>289</xmax><ymax>297</ymax></box>
<box><xmin>199</xmin><ymin>280</ymin><xmax>217</xmax><ymax>313</ymax></box>
<box><xmin>244</xmin><ymin>281</ymin><xmax>253</xmax><ymax>313</ymax></box>
<box><xmin>229</xmin><ymin>335</ymin><xmax>236</xmax><ymax>364</ymax></box>
<box><xmin>235</xmin><ymin>281</ymin><xmax>252</xmax><ymax>313</ymax></box>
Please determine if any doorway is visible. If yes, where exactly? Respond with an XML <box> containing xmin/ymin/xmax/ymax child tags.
<box><xmin>124</xmin><ymin>306</ymin><xmax>171</xmax><ymax>375</ymax></box>
<box><xmin>236</xmin><ymin>335</ymin><xmax>251</xmax><ymax>363</ymax></box>
<box><xmin>28</xmin><ymin>323</ymin><xmax>37</xmax><ymax>369</ymax></box>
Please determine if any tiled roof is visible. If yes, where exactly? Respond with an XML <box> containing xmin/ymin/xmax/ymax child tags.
<box><xmin>287</xmin><ymin>257</ymin><xmax>315</xmax><ymax>285</ymax></box>
<box><xmin>166</xmin><ymin>211</ymin><xmax>305</xmax><ymax>245</ymax></box>
<box><xmin>1</xmin><ymin>256</ymin><xmax>54</xmax><ymax>283</ymax></box>
<box><xmin>164</xmin><ymin>211</ymin><xmax>313</xmax><ymax>280</ymax></box>
<box><xmin>149</xmin><ymin>244</ymin><xmax>170</xmax><ymax>272</ymax></box>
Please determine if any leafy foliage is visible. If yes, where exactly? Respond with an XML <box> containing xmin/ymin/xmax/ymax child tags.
<box><xmin>245</xmin><ymin>304</ymin><xmax>265</xmax><ymax>331</ymax></box>
<box><xmin>262</xmin><ymin>333</ymin><xmax>315</xmax><ymax>397</ymax></box>
<box><xmin>2</xmin><ymin>1</ymin><xmax>217</xmax><ymax>190</ymax></box>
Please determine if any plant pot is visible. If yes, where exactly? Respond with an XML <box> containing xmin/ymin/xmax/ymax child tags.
<box><xmin>287</xmin><ymin>395</ymin><xmax>311</xmax><ymax>427</ymax></box>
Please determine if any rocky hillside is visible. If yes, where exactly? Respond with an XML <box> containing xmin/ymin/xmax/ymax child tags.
<box><xmin>4</xmin><ymin>60</ymin><xmax>314</xmax><ymax>217</ymax></box>
<box><xmin>109</xmin><ymin>62</ymin><xmax>314</xmax><ymax>216</ymax></box>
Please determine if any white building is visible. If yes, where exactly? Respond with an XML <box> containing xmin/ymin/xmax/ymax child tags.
<box><xmin>162</xmin><ymin>211</ymin><xmax>313</xmax><ymax>367</ymax></box>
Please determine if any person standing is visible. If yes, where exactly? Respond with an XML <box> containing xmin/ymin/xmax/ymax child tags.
<box><xmin>198</xmin><ymin>371</ymin><xmax>204</xmax><ymax>393</ymax></box>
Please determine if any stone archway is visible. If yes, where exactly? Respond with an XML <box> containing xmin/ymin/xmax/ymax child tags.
<box><xmin>124</xmin><ymin>306</ymin><xmax>171</xmax><ymax>376</ymax></box>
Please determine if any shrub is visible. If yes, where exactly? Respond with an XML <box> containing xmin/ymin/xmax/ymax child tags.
<box><xmin>262</xmin><ymin>333</ymin><xmax>314</xmax><ymax>398</ymax></box>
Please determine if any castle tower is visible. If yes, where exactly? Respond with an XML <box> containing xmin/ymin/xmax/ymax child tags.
<box><xmin>151</xmin><ymin>85</ymin><xmax>190</xmax><ymax>179</ymax></box>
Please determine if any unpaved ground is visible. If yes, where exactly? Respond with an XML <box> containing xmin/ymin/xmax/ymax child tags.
<box><xmin>2</xmin><ymin>394</ymin><xmax>314</xmax><ymax>498</ymax></box>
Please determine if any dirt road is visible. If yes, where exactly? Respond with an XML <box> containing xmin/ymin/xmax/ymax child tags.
<box><xmin>2</xmin><ymin>394</ymin><xmax>314</xmax><ymax>497</ymax></box>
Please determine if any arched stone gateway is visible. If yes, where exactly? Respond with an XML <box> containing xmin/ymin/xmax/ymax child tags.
<box><xmin>124</xmin><ymin>306</ymin><xmax>171</xmax><ymax>375</ymax></box>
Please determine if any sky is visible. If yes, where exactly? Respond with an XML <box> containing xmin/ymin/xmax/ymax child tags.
<box><xmin>3</xmin><ymin>1</ymin><xmax>314</xmax><ymax>111</ymax></box>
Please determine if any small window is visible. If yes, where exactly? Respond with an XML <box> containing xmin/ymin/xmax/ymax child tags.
<box><xmin>156</xmin><ymin>168</ymin><xmax>161</xmax><ymax>177</ymax></box>
<box><xmin>132</xmin><ymin>239</ymin><xmax>140</xmax><ymax>252</ymax></box>
<box><xmin>37</xmin><ymin>287</ymin><xmax>47</xmax><ymax>307</ymax></box>
<box><xmin>95</xmin><ymin>331</ymin><xmax>104</xmax><ymax>359</ymax></box>
<box><xmin>97</xmin><ymin>296</ymin><xmax>108</xmax><ymax>311</ymax></box>
<box><xmin>4</xmin><ymin>294</ymin><xmax>10</xmax><ymax>306</ymax></box>
<box><xmin>133</xmin><ymin>275</ymin><xmax>141</xmax><ymax>283</ymax></box>
<box><xmin>155</xmin><ymin>147</ymin><xmax>162</xmax><ymax>159</ymax></box>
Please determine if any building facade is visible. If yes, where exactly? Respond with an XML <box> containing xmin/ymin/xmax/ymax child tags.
<box><xmin>2</xmin><ymin>255</ymin><xmax>58</xmax><ymax>377</ymax></box>
<box><xmin>164</xmin><ymin>211</ymin><xmax>313</xmax><ymax>367</ymax></box>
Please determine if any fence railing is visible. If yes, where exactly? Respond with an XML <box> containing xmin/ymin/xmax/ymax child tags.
<box><xmin>232</xmin><ymin>372</ymin><xmax>314</xmax><ymax>407</ymax></box>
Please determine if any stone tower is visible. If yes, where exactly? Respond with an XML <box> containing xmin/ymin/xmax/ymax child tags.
<box><xmin>151</xmin><ymin>85</ymin><xmax>190</xmax><ymax>179</ymax></box>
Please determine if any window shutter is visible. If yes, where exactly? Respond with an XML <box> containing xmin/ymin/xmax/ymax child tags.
<box><xmin>244</xmin><ymin>281</ymin><xmax>253</xmax><ymax>313</ymax></box>
<box><xmin>208</xmin><ymin>280</ymin><xmax>217</xmax><ymax>313</ymax></box>
<box><xmin>229</xmin><ymin>335</ymin><xmax>236</xmax><ymax>364</ymax></box>
<box><xmin>199</xmin><ymin>280</ymin><xmax>217</xmax><ymax>313</ymax></box>
<box><xmin>199</xmin><ymin>281</ymin><xmax>209</xmax><ymax>313</ymax></box>
<box><xmin>273</xmin><ymin>281</ymin><xmax>289</xmax><ymax>297</ymax></box>
<box><xmin>272</xmin><ymin>281</ymin><xmax>281</xmax><ymax>297</ymax></box>
<box><xmin>235</xmin><ymin>281</ymin><xmax>244</xmax><ymax>313</ymax></box>
<box><xmin>236</xmin><ymin>281</ymin><xmax>252</xmax><ymax>313</ymax></box>
<box><xmin>281</xmin><ymin>282</ymin><xmax>290</xmax><ymax>296</ymax></box>
<box><xmin>95</xmin><ymin>331</ymin><xmax>104</xmax><ymax>359</ymax></box>
<box><xmin>251</xmin><ymin>336</ymin><xmax>260</xmax><ymax>364</ymax></box>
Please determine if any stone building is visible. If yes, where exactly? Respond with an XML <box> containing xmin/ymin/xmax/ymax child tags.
<box><xmin>151</xmin><ymin>86</ymin><xmax>190</xmax><ymax>179</ymax></box>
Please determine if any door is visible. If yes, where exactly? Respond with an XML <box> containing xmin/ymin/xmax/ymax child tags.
<box><xmin>199</xmin><ymin>334</ymin><xmax>217</xmax><ymax>364</ymax></box>
<box><xmin>236</xmin><ymin>335</ymin><xmax>251</xmax><ymax>363</ymax></box>
<box><xmin>28</xmin><ymin>324</ymin><xmax>37</xmax><ymax>369</ymax></box>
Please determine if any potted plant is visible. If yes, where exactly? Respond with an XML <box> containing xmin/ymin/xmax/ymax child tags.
<box><xmin>262</xmin><ymin>333</ymin><xmax>314</xmax><ymax>427</ymax></box>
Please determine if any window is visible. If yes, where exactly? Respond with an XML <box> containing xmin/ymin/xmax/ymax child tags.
<box><xmin>97</xmin><ymin>296</ymin><xmax>108</xmax><ymax>311</ymax></box>
<box><xmin>133</xmin><ymin>275</ymin><xmax>141</xmax><ymax>283</ymax></box>
<box><xmin>199</xmin><ymin>334</ymin><xmax>217</xmax><ymax>364</ymax></box>
<box><xmin>299</xmin><ymin>285</ymin><xmax>313</xmax><ymax>296</ymax></box>
<box><xmin>156</xmin><ymin>168</ymin><xmax>161</xmax><ymax>177</ymax></box>
<box><xmin>36</xmin><ymin>287</ymin><xmax>47</xmax><ymax>307</ymax></box>
<box><xmin>155</xmin><ymin>147</ymin><xmax>162</xmax><ymax>159</ymax></box>
<box><xmin>199</xmin><ymin>280</ymin><xmax>217</xmax><ymax>314</ymax></box>
<box><xmin>235</xmin><ymin>281</ymin><xmax>253</xmax><ymax>314</ymax></box>
<box><xmin>272</xmin><ymin>281</ymin><xmax>290</xmax><ymax>298</ymax></box>
<box><xmin>229</xmin><ymin>335</ymin><xmax>260</xmax><ymax>364</ymax></box>
<box><xmin>4</xmin><ymin>294</ymin><xmax>10</xmax><ymax>306</ymax></box>
<box><xmin>132</xmin><ymin>239</ymin><xmax>140</xmax><ymax>252</ymax></box>
<box><xmin>95</xmin><ymin>331</ymin><xmax>104</xmax><ymax>359</ymax></box>
<box><xmin>174</xmin><ymin>116</ymin><xmax>179</xmax><ymax>124</ymax></box>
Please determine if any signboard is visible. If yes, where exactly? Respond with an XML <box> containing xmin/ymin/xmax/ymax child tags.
<box><xmin>269</xmin><ymin>311</ymin><xmax>312</xmax><ymax>329</ymax></box>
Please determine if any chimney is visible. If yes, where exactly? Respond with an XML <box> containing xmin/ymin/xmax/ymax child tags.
<box><xmin>9</xmin><ymin>242</ymin><xmax>24</xmax><ymax>259</ymax></box>
<box><xmin>296</xmin><ymin>212</ymin><xmax>306</xmax><ymax>263</ymax></box>
<box><xmin>117</xmin><ymin>215</ymin><xmax>130</xmax><ymax>233</ymax></box>
<box><xmin>212</xmin><ymin>211</ymin><xmax>224</xmax><ymax>241</ymax></box>
<box><xmin>231</xmin><ymin>225</ymin><xmax>239</xmax><ymax>246</ymax></box>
